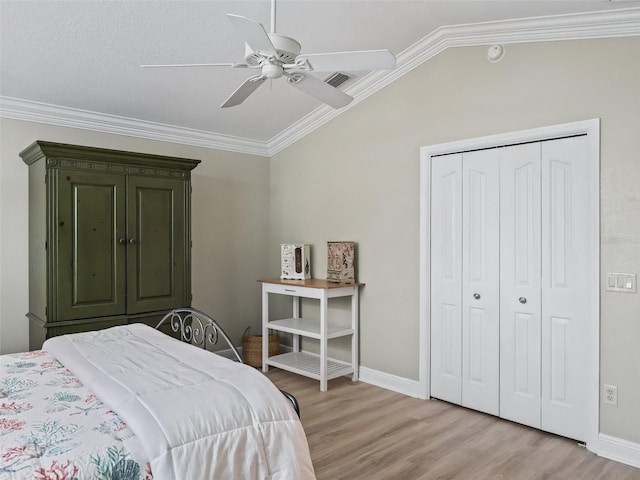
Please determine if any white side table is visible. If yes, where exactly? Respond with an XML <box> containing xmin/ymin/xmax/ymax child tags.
<box><xmin>258</xmin><ymin>278</ymin><xmax>363</xmax><ymax>392</ymax></box>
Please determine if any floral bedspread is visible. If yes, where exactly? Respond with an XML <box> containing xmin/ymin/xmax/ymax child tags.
<box><xmin>0</xmin><ymin>350</ymin><xmax>152</xmax><ymax>480</ymax></box>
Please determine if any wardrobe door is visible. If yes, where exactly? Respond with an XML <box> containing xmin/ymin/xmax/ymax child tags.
<box><xmin>127</xmin><ymin>175</ymin><xmax>187</xmax><ymax>314</ymax></box>
<box><xmin>499</xmin><ymin>143</ymin><xmax>542</xmax><ymax>428</ymax></box>
<box><xmin>461</xmin><ymin>150</ymin><xmax>500</xmax><ymax>415</ymax></box>
<box><xmin>541</xmin><ymin>136</ymin><xmax>591</xmax><ymax>441</ymax></box>
<box><xmin>430</xmin><ymin>153</ymin><xmax>463</xmax><ymax>404</ymax></box>
<box><xmin>56</xmin><ymin>170</ymin><xmax>127</xmax><ymax>320</ymax></box>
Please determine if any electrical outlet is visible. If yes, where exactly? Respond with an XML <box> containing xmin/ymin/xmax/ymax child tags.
<box><xmin>604</xmin><ymin>384</ymin><xmax>618</xmax><ymax>405</ymax></box>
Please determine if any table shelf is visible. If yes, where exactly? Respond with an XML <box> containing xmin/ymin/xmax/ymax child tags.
<box><xmin>266</xmin><ymin>352</ymin><xmax>353</xmax><ymax>381</ymax></box>
<box><xmin>267</xmin><ymin>317</ymin><xmax>353</xmax><ymax>339</ymax></box>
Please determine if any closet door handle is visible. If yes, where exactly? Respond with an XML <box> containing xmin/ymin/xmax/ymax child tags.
<box><xmin>128</xmin><ymin>238</ymin><xmax>136</xmax><ymax>245</ymax></box>
<box><xmin>473</xmin><ymin>293</ymin><xmax>481</xmax><ymax>300</ymax></box>
<box><xmin>519</xmin><ymin>297</ymin><xmax>527</xmax><ymax>304</ymax></box>
<box><xmin>118</xmin><ymin>238</ymin><xmax>126</xmax><ymax>245</ymax></box>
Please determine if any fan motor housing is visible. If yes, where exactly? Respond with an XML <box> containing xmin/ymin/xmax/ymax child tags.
<box><xmin>244</xmin><ymin>34</ymin><xmax>302</xmax><ymax>65</ymax></box>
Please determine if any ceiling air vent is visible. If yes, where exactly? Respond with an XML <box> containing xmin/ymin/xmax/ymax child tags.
<box><xmin>323</xmin><ymin>72</ymin><xmax>353</xmax><ymax>89</ymax></box>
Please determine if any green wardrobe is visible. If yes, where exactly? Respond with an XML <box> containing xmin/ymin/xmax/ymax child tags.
<box><xmin>21</xmin><ymin>141</ymin><xmax>200</xmax><ymax>349</ymax></box>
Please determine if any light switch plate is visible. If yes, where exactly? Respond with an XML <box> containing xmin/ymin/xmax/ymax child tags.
<box><xmin>605</xmin><ymin>273</ymin><xmax>637</xmax><ymax>293</ymax></box>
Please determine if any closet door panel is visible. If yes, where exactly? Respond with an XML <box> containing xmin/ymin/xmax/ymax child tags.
<box><xmin>541</xmin><ymin>136</ymin><xmax>590</xmax><ymax>441</ymax></box>
<box><xmin>499</xmin><ymin>143</ymin><xmax>542</xmax><ymax>428</ymax></box>
<box><xmin>430</xmin><ymin>153</ymin><xmax>463</xmax><ymax>404</ymax></box>
<box><xmin>461</xmin><ymin>150</ymin><xmax>500</xmax><ymax>415</ymax></box>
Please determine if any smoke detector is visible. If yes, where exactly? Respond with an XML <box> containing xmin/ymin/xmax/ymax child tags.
<box><xmin>487</xmin><ymin>44</ymin><xmax>505</xmax><ymax>63</ymax></box>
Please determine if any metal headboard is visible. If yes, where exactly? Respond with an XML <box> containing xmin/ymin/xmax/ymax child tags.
<box><xmin>155</xmin><ymin>308</ymin><xmax>300</xmax><ymax>417</ymax></box>
<box><xmin>156</xmin><ymin>308</ymin><xmax>243</xmax><ymax>363</ymax></box>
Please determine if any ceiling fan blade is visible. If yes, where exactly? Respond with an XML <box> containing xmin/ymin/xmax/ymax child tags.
<box><xmin>227</xmin><ymin>14</ymin><xmax>277</xmax><ymax>56</ymax></box>
<box><xmin>140</xmin><ymin>63</ymin><xmax>249</xmax><ymax>68</ymax></box>
<box><xmin>288</xmin><ymin>74</ymin><xmax>353</xmax><ymax>109</ymax></box>
<box><xmin>296</xmin><ymin>49</ymin><xmax>396</xmax><ymax>72</ymax></box>
<box><xmin>221</xmin><ymin>75</ymin><xmax>266</xmax><ymax>108</ymax></box>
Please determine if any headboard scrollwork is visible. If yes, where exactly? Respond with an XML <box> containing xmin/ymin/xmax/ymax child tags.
<box><xmin>156</xmin><ymin>308</ymin><xmax>243</xmax><ymax>363</ymax></box>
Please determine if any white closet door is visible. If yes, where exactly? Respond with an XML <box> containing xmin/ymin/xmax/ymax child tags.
<box><xmin>430</xmin><ymin>153</ymin><xmax>463</xmax><ymax>404</ymax></box>
<box><xmin>541</xmin><ymin>136</ymin><xmax>591</xmax><ymax>441</ymax></box>
<box><xmin>499</xmin><ymin>143</ymin><xmax>542</xmax><ymax>428</ymax></box>
<box><xmin>461</xmin><ymin>150</ymin><xmax>500</xmax><ymax>415</ymax></box>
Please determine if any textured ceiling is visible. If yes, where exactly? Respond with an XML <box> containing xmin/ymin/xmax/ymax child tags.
<box><xmin>1</xmin><ymin>1</ymin><xmax>640</xmax><ymax>148</ymax></box>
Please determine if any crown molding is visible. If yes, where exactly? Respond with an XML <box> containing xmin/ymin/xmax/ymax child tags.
<box><xmin>266</xmin><ymin>7</ymin><xmax>640</xmax><ymax>156</ymax></box>
<box><xmin>1</xmin><ymin>8</ymin><xmax>639</xmax><ymax>158</ymax></box>
<box><xmin>0</xmin><ymin>96</ymin><xmax>271</xmax><ymax>157</ymax></box>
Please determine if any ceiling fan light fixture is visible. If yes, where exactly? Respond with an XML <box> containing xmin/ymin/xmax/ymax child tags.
<box><xmin>262</xmin><ymin>63</ymin><xmax>284</xmax><ymax>79</ymax></box>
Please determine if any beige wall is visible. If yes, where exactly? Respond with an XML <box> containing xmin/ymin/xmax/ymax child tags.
<box><xmin>269</xmin><ymin>37</ymin><xmax>640</xmax><ymax>443</ymax></box>
<box><xmin>0</xmin><ymin>118</ymin><xmax>270</xmax><ymax>354</ymax></box>
<box><xmin>1</xmin><ymin>35</ymin><xmax>638</xmax><ymax>446</ymax></box>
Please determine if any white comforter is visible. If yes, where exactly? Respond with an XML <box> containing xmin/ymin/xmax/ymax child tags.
<box><xmin>44</xmin><ymin>324</ymin><xmax>315</xmax><ymax>480</ymax></box>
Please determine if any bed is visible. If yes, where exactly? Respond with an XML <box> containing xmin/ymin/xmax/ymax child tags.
<box><xmin>0</xmin><ymin>308</ymin><xmax>316</xmax><ymax>479</ymax></box>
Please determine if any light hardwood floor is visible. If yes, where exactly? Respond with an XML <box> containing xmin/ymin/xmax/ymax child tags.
<box><xmin>264</xmin><ymin>369</ymin><xmax>640</xmax><ymax>480</ymax></box>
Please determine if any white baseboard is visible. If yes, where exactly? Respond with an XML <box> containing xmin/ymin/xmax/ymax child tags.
<box><xmin>239</xmin><ymin>343</ymin><xmax>423</xmax><ymax>399</ymax></box>
<box><xmin>214</xmin><ymin>346</ymin><xmax>242</xmax><ymax>361</ymax></box>
<box><xmin>358</xmin><ymin>366</ymin><xmax>422</xmax><ymax>398</ymax></box>
<box><xmin>595</xmin><ymin>433</ymin><xmax>640</xmax><ymax>469</ymax></box>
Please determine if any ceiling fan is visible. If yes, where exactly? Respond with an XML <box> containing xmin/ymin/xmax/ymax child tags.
<box><xmin>141</xmin><ymin>0</ymin><xmax>397</xmax><ymax>109</ymax></box>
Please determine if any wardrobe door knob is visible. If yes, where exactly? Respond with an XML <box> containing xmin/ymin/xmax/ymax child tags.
<box><xmin>519</xmin><ymin>297</ymin><xmax>527</xmax><ymax>304</ymax></box>
<box><xmin>118</xmin><ymin>238</ymin><xmax>126</xmax><ymax>245</ymax></box>
<box><xmin>473</xmin><ymin>293</ymin><xmax>481</xmax><ymax>300</ymax></box>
